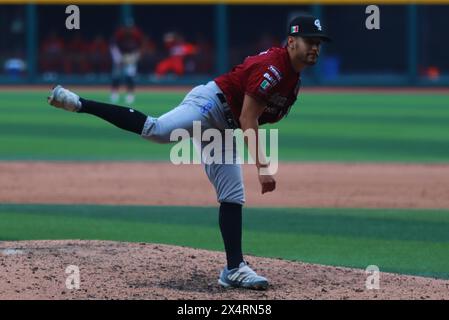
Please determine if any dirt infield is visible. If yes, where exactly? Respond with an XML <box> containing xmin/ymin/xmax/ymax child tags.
<box><xmin>1</xmin><ymin>240</ymin><xmax>448</xmax><ymax>300</ymax></box>
<box><xmin>1</xmin><ymin>161</ymin><xmax>449</xmax><ymax>299</ymax></box>
<box><xmin>1</xmin><ymin>162</ymin><xmax>449</xmax><ymax>208</ymax></box>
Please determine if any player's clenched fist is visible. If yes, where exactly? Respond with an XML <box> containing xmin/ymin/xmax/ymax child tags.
<box><xmin>259</xmin><ymin>173</ymin><xmax>276</xmax><ymax>194</ymax></box>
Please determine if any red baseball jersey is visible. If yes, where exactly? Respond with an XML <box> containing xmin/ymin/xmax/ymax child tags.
<box><xmin>215</xmin><ymin>46</ymin><xmax>301</xmax><ymax>126</ymax></box>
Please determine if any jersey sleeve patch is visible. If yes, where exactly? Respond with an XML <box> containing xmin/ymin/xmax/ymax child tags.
<box><xmin>246</xmin><ymin>63</ymin><xmax>283</xmax><ymax>102</ymax></box>
<box><xmin>268</xmin><ymin>65</ymin><xmax>283</xmax><ymax>82</ymax></box>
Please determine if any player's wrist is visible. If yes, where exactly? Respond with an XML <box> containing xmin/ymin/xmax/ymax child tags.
<box><xmin>257</xmin><ymin>163</ymin><xmax>269</xmax><ymax>173</ymax></box>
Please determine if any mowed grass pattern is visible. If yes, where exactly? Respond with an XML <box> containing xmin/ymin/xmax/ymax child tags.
<box><xmin>1</xmin><ymin>89</ymin><xmax>449</xmax><ymax>280</ymax></box>
<box><xmin>1</xmin><ymin>204</ymin><xmax>449</xmax><ymax>279</ymax></box>
<box><xmin>0</xmin><ymin>90</ymin><xmax>448</xmax><ymax>161</ymax></box>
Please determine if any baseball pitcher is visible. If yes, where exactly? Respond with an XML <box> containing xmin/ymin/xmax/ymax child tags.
<box><xmin>47</xmin><ymin>14</ymin><xmax>330</xmax><ymax>290</ymax></box>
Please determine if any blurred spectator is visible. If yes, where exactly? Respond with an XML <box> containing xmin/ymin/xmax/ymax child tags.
<box><xmin>230</xmin><ymin>34</ymin><xmax>281</xmax><ymax>68</ymax></box>
<box><xmin>191</xmin><ymin>33</ymin><xmax>214</xmax><ymax>74</ymax></box>
<box><xmin>155</xmin><ymin>32</ymin><xmax>198</xmax><ymax>77</ymax></box>
<box><xmin>39</xmin><ymin>32</ymin><xmax>64</xmax><ymax>74</ymax></box>
<box><xmin>255</xmin><ymin>33</ymin><xmax>281</xmax><ymax>53</ymax></box>
<box><xmin>63</xmin><ymin>33</ymin><xmax>90</xmax><ymax>74</ymax></box>
<box><xmin>138</xmin><ymin>36</ymin><xmax>158</xmax><ymax>74</ymax></box>
<box><xmin>89</xmin><ymin>34</ymin><xmax>111</xmax><ymax>74</ymax></box>
<box><xmin>110</xmin><ymin>20</ymin><xmax>144</xmax><ymax>104</ymax></box>
<box><xmin>420</xmin><ymin>66</ymin><xmax>441</xmax><ymax>81</ymax></box>
<box><xmin>4</xmin><ymin>54</ymin><xmax>26</xmax><ymax>78</ymax></box>
<box><xmin>10</xmin><ymin>15</ymin><xmax>25</xmax><ymax>54</ymax></box>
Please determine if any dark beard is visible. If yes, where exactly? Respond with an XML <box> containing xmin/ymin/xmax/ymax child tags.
<box><xmin>300</xmin><ymin>53</ymin><xmax>317</xmax><ymax>66</ymax></box>
<box><xmin>302</xmin><ymin>57</ymin><xmax>317</xmax><ymax>66</ymax></box>
<box><xmin>305</xmin><ymin>60</ymin><xmax>318</xmax><ymax>66</ymax></box>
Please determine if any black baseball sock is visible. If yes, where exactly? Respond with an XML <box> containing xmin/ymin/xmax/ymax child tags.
<box><xmin>111</xmin><ymin>77</ymin><xmax>120</xmax><ymax>89</ymax></box>
<box><xmin>125</xmin><ymin>75</ymin><xmax>135</xmax><ymax>92</ymax></box>
<box><xmin>78</xmin><ymin>98</ymin><xmax>147</xmax><ymax>135</ymax></box>
<box><xmin>219</xmin><ymin>202</ymin><xmax>244</xmax><ymax>270</ymax></box>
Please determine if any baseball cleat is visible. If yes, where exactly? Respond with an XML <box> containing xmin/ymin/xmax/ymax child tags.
<box><xmin>125</xmin><ymin>93</ymin><xmax>135</xmax><ymax>105</ymax></box>
<box><xmin>218</xmin><ymin>261</ymin><xmax>269</xmax><ymax>290</ymax></box>
<box><xmin>47</xmin><ymin>85</ymin><xmax>81</xmax><ymax>112</ymax></box>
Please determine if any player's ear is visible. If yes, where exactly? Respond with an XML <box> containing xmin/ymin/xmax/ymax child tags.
<box><xmin>287</xmin><ymin>36</ymin><xmax>295</xmax><ymax>49</ymax></box>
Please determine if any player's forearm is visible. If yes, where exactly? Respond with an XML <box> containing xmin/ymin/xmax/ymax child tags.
<box><xmin>239</xmin><ymin>117</ymin><xmax>269</xmax><ymax>170</ymax></box>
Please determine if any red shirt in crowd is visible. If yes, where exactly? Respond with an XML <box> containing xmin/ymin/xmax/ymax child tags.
<box><xmin>90</xmin><ymin>36</ymin><xmax>109</xmax><ymax>55</ymax></box>
<box><xmin>66</xmin><ymin>35</ymin><xmax>89</xmax><ymax>53</ymax></box>
<box><xmin>114</xmin><ymin>26</ymin><xmax>144</xmax><ymax>53</ymax></box>
<box><xmin>215</xmin><ymin>46</ymin><xmax>301</xmax><ymax>126</ymax></box>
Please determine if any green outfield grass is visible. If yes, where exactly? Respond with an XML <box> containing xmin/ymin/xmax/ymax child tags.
<box><xmin>1</xmin><ymin>203</ymin><xmax>449</xmax><ymax>280</ymax></box>
<box><xmin>1</xmin><ymin>90</ymin><xmax>449</xmax><ymax>161</ymax></box>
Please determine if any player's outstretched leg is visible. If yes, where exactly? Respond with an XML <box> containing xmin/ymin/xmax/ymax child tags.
<box><xmin>47</xmin><ymin>85</ymin><xmax>147</xmax><ymax>135</ymax></box>
<box><xmin>47</xmin><ymin>84</ymin><xmax>211</xmax><ymax>142</ymax></box>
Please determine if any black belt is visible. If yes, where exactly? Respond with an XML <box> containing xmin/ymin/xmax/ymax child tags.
<box><xmin>216</xmin><ymin>93</ymin><xmax>239</xmax><ymax>129</ymax></box>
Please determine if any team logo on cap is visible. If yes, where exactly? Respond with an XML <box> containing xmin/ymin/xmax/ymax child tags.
<box><xmin>291</xmin><ymin>25</ymin><xmax>299</xmax><ymax>33</ymax></box>
<box><xmin>314</xmin><ymin>19</ymin><xmax>322</xmax><ymax>31</ymax></box>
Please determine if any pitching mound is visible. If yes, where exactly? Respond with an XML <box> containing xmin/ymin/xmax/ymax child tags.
<box><xmin>1</xmin><ymin>240</ymin><xmax>448</xmax><ymax>300</ymax></box>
